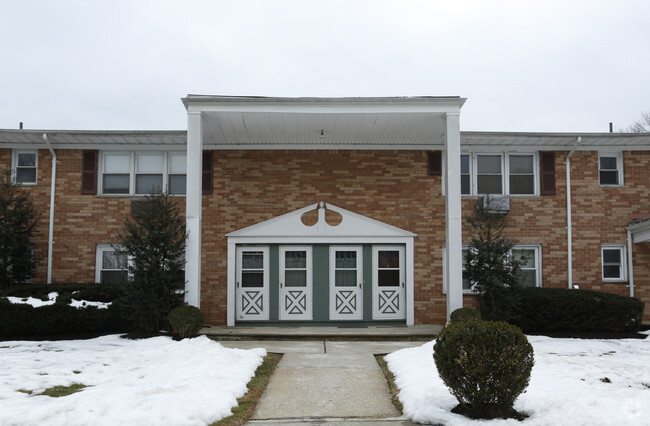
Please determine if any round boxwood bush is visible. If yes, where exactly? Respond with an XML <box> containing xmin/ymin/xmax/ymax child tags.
<box><xmin>168</xmin><ymin>305</ymin><xmax>204</xmax><ymax>339</ymax></box>
<box><xmin>433</xmin><ymin>320</ymin><xmax>534</xmax><ymax>420</ymax></box>
<box><xmin>449</xmin><ymin>307</ymin><xmax>482</xmax><ymax>324</ymax></box>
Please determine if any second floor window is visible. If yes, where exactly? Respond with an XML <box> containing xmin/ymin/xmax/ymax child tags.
<box><xmin>100</xmin><ymin>152</ymin><xmax>187</xmax><ymax>195</ymax></box>
<box><xmin>13</xmin><ymin>151</ymin><xmax>37</xmax><ymax>185</ymax></box>
<box><xmin>599</xmin><ymin>153</ymin><xmax>623</xmax><ymax>186</ymax></box>
<box><xmin>460</xmin><ymin>153</ymin><xmax>537</xmax><ymax>196</ymax></box>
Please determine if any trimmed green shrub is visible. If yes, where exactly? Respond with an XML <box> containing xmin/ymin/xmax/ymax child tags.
<box><xmin>433</xmin><ymin>320</ymin><xmax>534</xmax><ymax>420</ymax></box>
<box><xmin>482</xmin><ymin>287</ymin><xmax>645</xmax><ymax>333</ymax></box>
<box><xmin>168</xmin><ymin>305</ymin><xmax>204</xmax><ymax>339</ymax></box>
<box><xmin>0</xmin><ymin>283</ymin><xmax>128</xmax><ymax>337</ymax></box>
<box><xmin>449</xmin><ymin>307</ymin><xmax>482</xmax><ymax>324</ymax></box>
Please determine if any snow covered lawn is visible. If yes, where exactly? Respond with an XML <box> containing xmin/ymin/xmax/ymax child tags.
<box><xmin>386</xmin><ymin>332</ymin><xmax>650</xmax><ymax>425</ymax></box>
<box><xmin>0</xmin><ymin>335</ymin><xmax>265</xmax><ymax>425</ymax></box>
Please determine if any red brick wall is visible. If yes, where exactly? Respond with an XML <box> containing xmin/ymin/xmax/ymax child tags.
<box><xmin>2</xmin><ymin>147</ymin><xmax>649</xmax><ymax>324</ymax></box>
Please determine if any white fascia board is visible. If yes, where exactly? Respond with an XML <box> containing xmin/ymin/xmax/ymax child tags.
<box><xmin>203</xmin><ymin>143</ymin><xmax>446</xmax><ymax>150</ymax></box>
<box><xmin>228</xmin><ymin>236</ymin><xmax>415</xmax><ymax>245</ymax></box>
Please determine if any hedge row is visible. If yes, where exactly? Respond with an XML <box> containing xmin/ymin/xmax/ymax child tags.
<box><xmin>483</xmin><ymin>287</ymin><xmax>645</xmax><ymax>333</ymax></box>
<box><xmin>0</xmin><ymin>283</ymin><xmax>129</xmax><ymax>337</ymax></box>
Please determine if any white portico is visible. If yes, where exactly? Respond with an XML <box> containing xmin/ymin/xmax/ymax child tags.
<box><xmin>182</xmin><ymin>95</ymin><xmax>466</xmax><ymax>324</ymax></box>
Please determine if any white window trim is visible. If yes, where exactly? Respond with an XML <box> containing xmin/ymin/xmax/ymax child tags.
<box><xmin>601</xmin><ymin>244</ymin><xmax>627</xmax><ymax>282</ymax></box>
<box><xmin>95</xmin><ymin>244</ymin><xmax>130</xmax><ymax>283</ymax></box>
<box><xmin>446</xmin><ymin>152</ymin><xmax>539</xmax><ymax>197</ymax></box>
<box><xmin>12</xmin><ymin>150</ymin><xmax>38</xmax><ymax>185</ymax></box>
<box><xmin>99</xmin><ymin>151</ymin><xmax>187</xmax><ymax>196</ymax></box>
<box><xmin>598</xmin><ymin>152</ymin><xmax>624</xmax><ymax>187</ymax></box>
<box><xmin>443</xmin><ymin>243</ymin><xmax>542</xmax><ymax>293</ymax></box>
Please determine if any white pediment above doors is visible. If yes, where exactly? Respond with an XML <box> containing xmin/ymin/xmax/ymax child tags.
<box><xmin>226</xmin><ymin>201</ymin><xmax>416</xmax><ymax>239</ymax></box>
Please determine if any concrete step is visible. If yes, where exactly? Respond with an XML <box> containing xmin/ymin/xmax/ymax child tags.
<box><xmin>200</xmin><ymin>325</ymin><xmax>442</xmax><ymax>341</ymax></box>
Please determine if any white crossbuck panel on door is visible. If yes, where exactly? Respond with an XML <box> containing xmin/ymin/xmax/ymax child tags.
<box><xmin>329</xmin><ymin>246</ymin><xmax>363</xmax><ymax>320</ymax></box>
<box><xmin>372</xmin><ymin>246</ymin><xmax>406</xmax><ymax>320</ymax></box>
<box><xmin>236</xmin><ymin>246</ymin><xmax>269</xmax><ymax>321</ymax></box>
<box><xmin>279</xmin><ymin>246</ymin><xmax>313</xmax><ymax>320</ymax></box>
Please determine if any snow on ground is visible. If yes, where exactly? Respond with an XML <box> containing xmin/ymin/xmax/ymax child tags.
<box><xmin>386</xmin><ymin>332</ymin><xmax>650</xmax><ymax>425</ymax></box>
<box><xmin>0</xmin><ymin>335</ymin><xmax>266</xmax><ymax>426</ymax></box>
<box><xmin>5</xmin><ymin>292</ymin><xmax>110</xmax><ymax>309</ymax></box>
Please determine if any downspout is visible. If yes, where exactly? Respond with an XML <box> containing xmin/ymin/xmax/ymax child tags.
<box><xmin>626</xmin><ymin>229</ymin><xmax>635</xmax><ymax>297</ymax></box>
<box><xmin>565</xmin><ymin>137</ymin><xmax>581</xmax><ymax>289</ymax></box>
<box><xmin>43</xmin><ymin>133</ymin><xmax>56</xmax><ymax>284</ymax></box>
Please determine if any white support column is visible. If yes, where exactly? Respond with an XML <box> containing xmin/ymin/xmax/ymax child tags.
<box><xmin>444</xmin><ymin>112</ymin><xmax>463</xmax><ymax>322</ymax></box>
<box><xmin>226</xmin><ymin>241</ymin><xmax>236</xmax><ymax>326</ymax></box>
<box><xmin>185</xmin><ymin>111</ymin><xmax>203</xmax><ymax>308</ymax></box>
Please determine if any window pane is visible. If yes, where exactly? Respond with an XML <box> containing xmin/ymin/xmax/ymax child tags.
<box><xmin>378</xmin><ymin>270</ymin><xmax>400</xmax><ymax>287</ymax></box>
<box><xmin>136</xmin><ymin>174</ymin><xmax>162</xmax><ymax>194</ymax></box>
<box><xmin>170</xmin><ymin>154</ymin><xmax>187</xmax><ymax>174</ymax></box>
<box><xmin>285</xmin><ymin>251</ymin><xmax>306</xmax><ymax>269</ymax></box>
<box><xmin>136</xmin><ymin>154</ymin><xmax>163</xmax><ymax>173</ymax></box>
<box><xmin>104</xmin><ymin>154</ymin><xmax>130</xmax><ymax>173</ymax></box>
<box><xmin>285</xmin><ymin>270</ymin><xmax>306</xmax><ymax>287</ymax></box>
<box><xmin>509</xmin><ymin>175</ymin><xmax>534</xmax><ymax>195</ymax></box>
<box><xmin>509</xmin><ymin>155</ymin><xmax>534</xmax><ymax>173</ymax></box>
<box><xmin>103</xmin><ymin>174</ymin><xmax>130</xmax><ymax>194</ymax></box>
<box><xmin>477</xmin><ymin>155</ymin><xmax>501</xmax><ymax>174</ymax></box>
<box><xmin>100</xmin><ymin>270</ymin><xmax>128</xmax><ymax>284</ymax></box>
<box><xmin>335</xmin><ymin>270</ymin><xmax>356</xmax><ymax>286</ymax></box>
<box><xmin>603</xmin><ymin>265</ymin><xmax>621</xmax><ymax>279</ymax></box>
<box><xmin>102</xmin><ymin>250</ymin><xmax>127</xmax><ymax>270</ymax></box>
<box><xmin>477</xmin><ymin>175</ymin><xmax>502</xmax><ymax>194</ymax></box>
<box><xmin>168</xmin><ymin>175</ymin><xmax>186</xmax><ymax>195</ymax></box>
<box><xmin>335</xmin><ymin>251</ymin><xmax>356</xmax><ymax>269</ymax></box>
<box><xmin>17</xmin><ymin>153</ymin><xmax>36</xmax><ymax>167</ymax></box>
<box><xmin>603</xmin><ymin>249</ymin><xmax>621</xmax><ymax>264</ymax></box>
<box><xmin>378</xmin><ymin>251</ymin><xmax>399</xmax><ymax>268</ymax></box>
<box><xmin>521</xmin><ymin>270</ymin><xmax>536</xmax><ymax>287</ymax></box>
<box><xmin>600</xmin><ymin>157</ymin><xmax>617</xmax><ymax>170</ymax></box>
<box><xmin>460</xmin><ymin>155</ymin><xmax>470</xmax><ymax>174</ymax></box>
<box><xmin>461</xmin><ymin>175</ymin><xmax>470</xmax><ymax>195</ymax></box>
<box><xmin>513</xmin><ymin>249</ymin><xmax>536</xmax><ymax>268</ymax></box>
<box><xmin>242</xmin><ymin>271</ymin><xmax>263</xmax><ymax>287</ymax></box>
<box><xmin>600</xmin><ymin>171</ymin><xmax>618</xmax><ymax>185</ymax></box>
<box><xmin>16</xmin><ymin>168</ymin><xmax>36</xmax><ymax>184</ymax></box>
<box><xmin>242</xmin><ymin>252</ymin><xmax>263</xmax><ymax>269</ymax></box>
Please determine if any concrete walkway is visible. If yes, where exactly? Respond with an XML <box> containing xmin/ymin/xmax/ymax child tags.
<box><xmin>220</xmin><ymin>340</ymin><xmax>425</xmax><ymax>425</ymax></box>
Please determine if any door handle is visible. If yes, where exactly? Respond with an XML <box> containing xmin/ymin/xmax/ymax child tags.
<box><xmin>359</xmin><ymin>283</ymin><xmax>362</xmax><ymax>289</ymax></box>
<box><xmin>280</xmin><ymin>282</ymin><xmax>283</xmax><ymax>288</ymax></box>
<box><xmin>237</xmin><ymin>282</ymin><xmax>240</xmax><ymax>288</ymax></box>
<box><xmin>402</xmin><ymin>282</ymin><xmax>405</xmax><ymax>288</ymax></box>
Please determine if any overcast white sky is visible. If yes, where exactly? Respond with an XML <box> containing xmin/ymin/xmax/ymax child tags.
<box><xmin>1</xmin><ymin>0</ymin><xmax>649</xmax><ymax>133</ymax></box>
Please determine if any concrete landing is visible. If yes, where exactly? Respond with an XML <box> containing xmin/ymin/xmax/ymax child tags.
<box><xmin>220</xmin><ymin>340</ymin><xmax>423</xmax><ymax>425</ymax></box>
<box><xmin>202</xmin><ymin>325</ymin><xmax>442</xmax><ymax>341</ymax></box>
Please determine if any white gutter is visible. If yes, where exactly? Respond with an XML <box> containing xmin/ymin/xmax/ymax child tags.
<box><xmin>626</xmin><ymin>229</ymin><xmax>635</xmax><ymax>297</ymax></box>
<box><xmin>42</xmin><ymin>133</ymin><xmax>56</xmax><ymax>284</ymax></box>
<box><xmin>565</xmin><ymin>137</ymin><xmax>581</xmax><ymax>289</ymax></box>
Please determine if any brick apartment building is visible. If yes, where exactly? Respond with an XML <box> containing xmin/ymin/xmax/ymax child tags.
<box><xmin>1</xmin><ymin>96</ymin><xmax>649</xmax><ymax>325</ymax></box>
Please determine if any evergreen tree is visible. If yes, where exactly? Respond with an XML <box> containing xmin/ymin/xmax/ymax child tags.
<box><xmin>116</xmin><ymin>192</ymin><xmax>187</xmax><ymax>332</ymax></box>
<box><xmin>464</xmin><ymin>199</ymin><xmax>526</xmax><ymax>319</ymax></box>
<box><xmin>0</xmin><ymin>168</ymin><xmax>37</xmax><ymax>289</ymax></box>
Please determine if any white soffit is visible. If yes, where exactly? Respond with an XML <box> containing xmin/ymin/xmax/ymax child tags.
<box><xmin>183</xmin><ymin>95</ymin><xmax>466</xmax><ymax>148</ymax></box>
<box><xmin>628</xmin><ymin>216</ymin><xmax>650</xmax><ymax>243</ymax></box>
<box><xmin>227</xmin><ymin>201</ymin><xmax>417</xmax><ymax>239</ymax></box>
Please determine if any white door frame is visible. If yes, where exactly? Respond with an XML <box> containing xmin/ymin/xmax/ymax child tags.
<box><xmin>279</xmin><ymin>245</ymin><xmax>313</xmax><ymax>320</ymax></box>
<box><xmin>235</xmin><ymin>246</ymin><xmax>269</xmax><ymax>321</ymax></box>
<box><xmin>329</xmin><ymin>245</ymin><xmax>363</xmax><ymax>320</ymax></box>
<box><xmin>372</xmin><ymin>245</ymin><xmax>406</xmax><ymax>320</ymax></box>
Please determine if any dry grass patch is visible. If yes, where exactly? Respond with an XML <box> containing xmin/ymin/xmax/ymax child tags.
<box><xmin>212</xmin><ymin>352</ymin><xmax>283</xmax><ymax>426</ymax></box>
<box><xmin>375</xmin><ymin>354</ymin><xmax>403</xmax><ymax>413</ymax></box>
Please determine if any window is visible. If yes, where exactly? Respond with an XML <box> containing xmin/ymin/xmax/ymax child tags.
<box><xmin>476</xmin><ymin>154</ymin><xmax>503</xmax><ymax>194</ymax></box>
<box><xmin>602</xmin><ymin>245</ymin><xmax>626</xmax><ymax>281</ymax></box>
<box><xmin>452</xmin><ymin>153</ymin><xmax>537</xmax><ymax>196</ymax></box>
<box><xmin>599</xmin><ymin>153</ymin><xmax>623</xmax><ymax>186</ymax></box>
<box><xmin>444</xmin><ymin>244</ymin><xmax>541</xmax><ymax>292</ymax></box>
<box><xmin>13</xmin><ymin>151</ymin><xmax>37</xmax><ymax>184</ymax></box>
<box><xmin>100</xmin><ymin>152</ymin><xmax>187</xmax><ymax>195</ymax></box>
<box><xmin>509</xmin><ymin>155</ymin><xmax>535</xmax><ymax>195</ymax></box>
<box><xmin>96</xmin><ymin>245</ymin><xmax>128</xmax><ymax>284</ymax></box>
<box><xmin>461</xmin><ymin>155</ymin><xmax>471</xmax><ymax>195</ymax></box>
<box><xmin>168</xmin><ymin>153</ymin><xmax>187</xmax><ymax>195</ymax></box>
<box><xmin>512</xmin><ymin>246</ymin><xmax>541</xmax><ymax>287</ymax></box>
